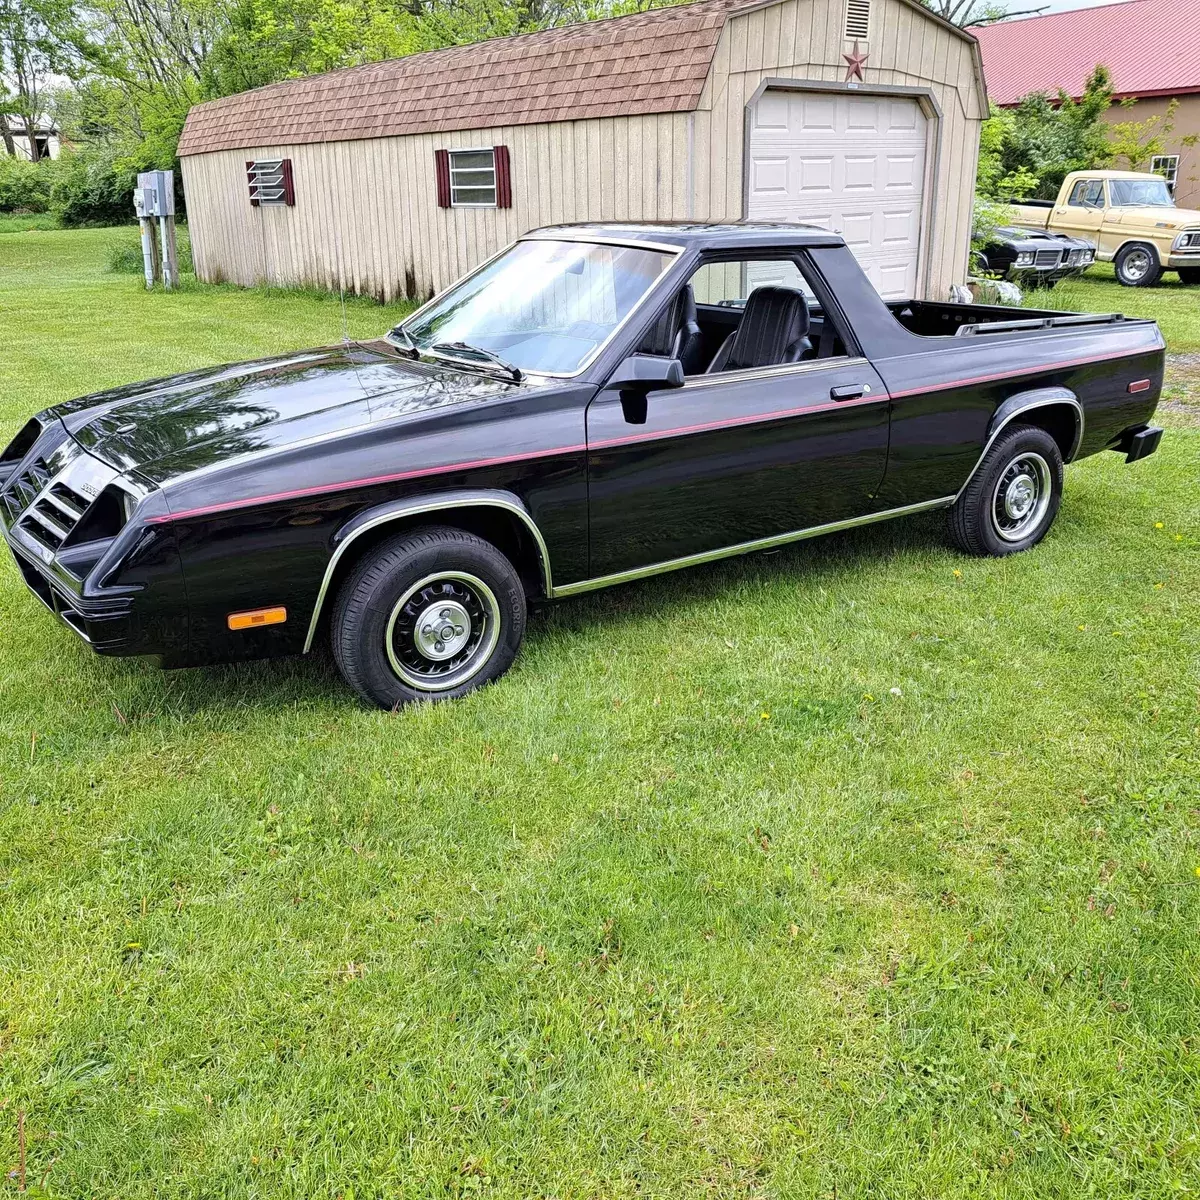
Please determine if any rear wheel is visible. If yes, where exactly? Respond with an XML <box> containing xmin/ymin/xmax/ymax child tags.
<box><xmin>1178</xmin><ymin>267</ymin><xmax>1200</xmax><ymax>285</ymax></box>
<box><xmin>1115</xmin><ymin>242</ymin><xmax>1162</xmax><ymax>287</ymax></box>
<box><xmin>948</xmin><ymin>424</ymin><xmax>1064</xmax><ymax>557</ymax></box>
<box><xmin>331</xmin><ymin>526</ymin><xmax>526</xmax><ymax>709</ymax></box>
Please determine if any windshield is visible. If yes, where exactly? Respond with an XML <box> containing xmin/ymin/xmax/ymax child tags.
<box><xmin>1110</xmin><ymin>179</ymin><xmax>1174</xmax><ymax>207</ymax></box>
<box><xmin>402</xmin><ymin>239</ymin><xmax>675</xmax><ymax>375</ymax></box>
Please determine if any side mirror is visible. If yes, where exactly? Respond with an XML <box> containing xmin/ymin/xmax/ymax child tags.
<box><xmin>603</xmin><ymin>354</ymin><xmax>684</xmax><ymax>424</ymax></box>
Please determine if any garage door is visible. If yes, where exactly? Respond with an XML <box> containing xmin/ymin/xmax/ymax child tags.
<box><xmin>746</xmin><ymin>90</ymin><xmax>929</xmax><ymax>300</ymax></box>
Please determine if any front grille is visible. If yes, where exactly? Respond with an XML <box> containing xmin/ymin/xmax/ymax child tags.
<box><xmin>1035</xmin><ymin>249</ymin><xmax>1064</xmax><ymax>267</ymax></box>
<box><xmin>3</xmin><ymin>457</ymin><xmax>52</xmax><ymax>519</ymax></box>
<box><xmin>20</xmin><ymin>499</ymin><xmax>79</xmax><ymax>552</ymax></box>
<box><xmin>2</xmin><ymin>437</ymin><xmax>130</xmax><ymax>560</ymax></box>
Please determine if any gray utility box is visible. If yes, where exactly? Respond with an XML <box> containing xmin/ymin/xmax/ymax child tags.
<box><xmin>134</xmin><ymin>170</ymin><xmax>175</xmax><ymax>219</ymax></box>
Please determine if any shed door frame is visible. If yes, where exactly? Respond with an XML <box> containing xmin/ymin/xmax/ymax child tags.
<box><xmin>742</xmin><ymin>78</ymin><xmax>943</xmax><ymax>300</ymax></box>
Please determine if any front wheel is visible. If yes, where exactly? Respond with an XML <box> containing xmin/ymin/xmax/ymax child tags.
<box><xmin>948</xmin><ymin>424</ymin><xmax>1064</xmax><ymax>557</ymax></box>
<box><xmin>1178</xmin><ymin>267</ymin><xmax>1200</xmax><ymax>286</ymax></box>
<box><xmin>1114</xmin><ymin>242</ymin><xmax>1162</xmax><ymax>287</ymax></box>
<box><xmin>331</xmin><ymin>526</ymin><xmax>527</xmax><ymax>709</ymax></box>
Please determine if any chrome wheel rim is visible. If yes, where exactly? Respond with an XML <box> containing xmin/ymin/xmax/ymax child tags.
<box><xmin>385</xmin><ymin>572</ymin><xmax>501</xmax><ymax>692</ymax></box>
<box><xmin>1122</xmin><ymin>248</ymin><xmax>1152</xmax><ymax>281</ymax></box>
<box><xmin>991</xmin><ymin>451</ymin><xmax>1052</xmax><ymax>542</ymax></box>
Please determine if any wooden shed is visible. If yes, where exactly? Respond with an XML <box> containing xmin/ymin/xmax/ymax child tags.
<box><xmin>178</xmin><ymin>0</ymin><xmax>987</xmax><ymax>302</ymax></box>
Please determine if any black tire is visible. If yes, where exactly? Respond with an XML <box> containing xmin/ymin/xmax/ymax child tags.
<box><xmin>1177</xmin><ymin>267</ymin><xmax>1200</xmax><ymax>286</ymax></box>
<box><xmin>1114</xmin><ymin>242</ymin><xmax>1162</xmax><ymax>287</ymax></box>
<box><xmin>948</xmin><ymin>423</ymin><xmax>1064</xmax><ymax>557</ymax></box>
<box><xmin>331</xmin><ymin>526</ymin><xmax>526</xmax><ymax>709</ymax></box>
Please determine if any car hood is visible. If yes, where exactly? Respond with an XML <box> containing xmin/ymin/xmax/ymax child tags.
<box><xmin>1110</xmin><ymin>205</ymin><xmax>1200</xmax><ymax>229</ymax></box>
<box><xmin>54</xmin><ymin>341</ymin><xmax>520</xmax><ymax>485</ymax></box>
<box><xmin>992</xmin><ymin>226</ymin><xmax>1089</xmax><ymax>249</ymax></box>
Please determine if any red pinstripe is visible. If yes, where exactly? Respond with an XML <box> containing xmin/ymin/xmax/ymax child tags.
<box><xmin>147</xmin><ymin>345</ymin><xmax>1158</xmax><ymax>525</ymax></box>
<box><xmin>146</xmin><ymin>444</ymin><xmax>587</xmax><ymax>524</ymax></box>
<box><xmin>887</xmin><ymin>345</ymin><xmax>1154</xmax><ymax>400</ymax></box>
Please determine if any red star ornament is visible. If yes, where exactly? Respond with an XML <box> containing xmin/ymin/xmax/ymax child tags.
<box><xmin>843</xmin><ymin>41</ymin><xmax>869</xmax><ymax>82</ymax></box>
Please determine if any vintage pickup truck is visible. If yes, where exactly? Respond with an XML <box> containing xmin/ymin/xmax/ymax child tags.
<box><xmin>1012</xmin><ymin>170</ymin><xmax>1200</xmax><ymax>287</ymax></box>
<box><xmin>1</xmin><ymin>223</ymin><xmax>1166</xmax><ymax>708</ymax></box>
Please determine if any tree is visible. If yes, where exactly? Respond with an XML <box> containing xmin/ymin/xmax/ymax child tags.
<box><xmin>918</xmin><ymin>0</ymin><xmax>1047</xmax><ymax>29</ymax></box>
<box><xmin>0</xmin><ymin>0</ymin><xmax>75</xmax><ymax>159</ymax></box>
<box><xmin>990</xmin><ymin>65</ymin><xmax>1113</xmax><ymax>198</ymax></box>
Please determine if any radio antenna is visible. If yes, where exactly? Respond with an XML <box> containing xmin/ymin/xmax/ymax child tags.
<box><xmin>320</xmin><ymin>86</ymin><xmax>351</xmax><ymax>347</ymax></box>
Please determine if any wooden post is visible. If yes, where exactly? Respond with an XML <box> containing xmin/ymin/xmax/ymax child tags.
<box><xmin>160</xmin><ymin>215</ymin><xmax>179</xmax><ymax>290</ymax></box>
<box><xmin>139</xmin><ymin>216</ymin><xmax>161</xmax><ymax>289</ymax></box>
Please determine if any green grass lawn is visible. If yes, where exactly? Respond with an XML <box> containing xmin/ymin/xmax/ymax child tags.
<box><xmin>1025</xmin><ymin>262</ymin><xmax>1200</xmax><ymax>352</ymax></box>
<box><xmin>2</xmin><ymin>229</ymin><xmax>1199</xmax><ymax>1199</ymax></box>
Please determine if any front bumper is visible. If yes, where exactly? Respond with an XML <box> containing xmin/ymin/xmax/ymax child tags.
<box><xmin>1009</xmin><ymin>265</ymin><xmax>1087</xmax><ymax>283</ymax></box>
<box><xmin>4</xmin><ymin>536</ymin><xmax>138</xmax><ymax>654</ymax></box>
<box><xmin>1168</xmin><ymin>252</ymin><xmax>1200</xmax><ymax>269</ymax></box>
<box><xmin>0</xmin><ymin>423</ymin><xmax>169</xmax><ymax>660</ymax></box>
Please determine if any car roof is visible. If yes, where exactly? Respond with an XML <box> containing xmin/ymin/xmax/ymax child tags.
<box><xmin>1064</xmin><ymin>170</ymin><xmax>1165</xmax><ymax>182</ymax></box>
<box><xmin>523</xmin><ymin>221</ymin><xmax>847</xmax><ymax>251</ymax></box>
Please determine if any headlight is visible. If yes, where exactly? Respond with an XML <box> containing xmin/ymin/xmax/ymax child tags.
<box><xmin>1174</xmin><ymin>230</ymin><xmax>1200</xmax><ymax>250</ymax></box>
<box><xmin>1015</xmin><ymin>251</ymin><xmax>1035</xmax><ymax>266</ymax></box>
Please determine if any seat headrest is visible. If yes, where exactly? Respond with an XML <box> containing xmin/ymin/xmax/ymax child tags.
<box><xmin>725</xmin><ymin>286</ymin><xmax>811</xmax><ymax>371</ymax></box>
<box><xmin>642</xmin><ymin>284</ymin><xmax>696</xmax><ymax>358</ymax></box>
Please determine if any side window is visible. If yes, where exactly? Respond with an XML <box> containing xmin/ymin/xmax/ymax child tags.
<box><xmin>639</xmin><ymin>253</ymin><xmax>849</xmax><ymax>377</ymax></box>
<box><xmin>1068</xmin><ymin>179</ymin><xmax>1104</xmax><ymax>208</ymax></box>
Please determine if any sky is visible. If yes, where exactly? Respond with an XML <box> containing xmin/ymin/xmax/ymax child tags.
<box><xmin>1012</xmin><ymin>0</ymin><xmax>1129</xmax><ymax>13</ymax></box>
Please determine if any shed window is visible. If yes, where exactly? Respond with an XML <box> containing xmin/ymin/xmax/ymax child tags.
<box><xmin>435</xmin><ymin>146</ymin><xmax>512</xmax><ymax>209</ymax></box>
<box><xmin>451</xmin><ymin>149</ymin><xmax>496</xmax><ymax>206</ymax></box>
<box><xmin>247</xmin><ymin>159</ymin><xmax>295</xmax><ymax>207</ymax></box>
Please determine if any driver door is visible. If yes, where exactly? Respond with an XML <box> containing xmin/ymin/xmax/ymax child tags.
<box><xmin>584</xmin><ymin>254</ymin><xmax>889</xmax><ymax>580</ymax></box>
<box><xmin>1055</xmin><ymin>178</ymin><xmax>1106</xmax><ymax>243</ymax></box>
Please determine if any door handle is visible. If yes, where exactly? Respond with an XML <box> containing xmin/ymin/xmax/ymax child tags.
<box><xmin>830</xmin><ymin>384</ymin><xmax>871</xmax><ymax>401</ymax></box>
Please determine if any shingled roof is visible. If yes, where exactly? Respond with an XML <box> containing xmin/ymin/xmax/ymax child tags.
<box><xmin>178</xmin><ymin>0</ymin><xmax>746</xmax><ymax>157</ymax></box>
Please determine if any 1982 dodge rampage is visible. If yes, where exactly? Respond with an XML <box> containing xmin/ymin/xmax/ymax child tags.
<box><xmin>1</xmin><ymin>224</ymin><xmax>1166</xmax><ymax>708</ymax></box>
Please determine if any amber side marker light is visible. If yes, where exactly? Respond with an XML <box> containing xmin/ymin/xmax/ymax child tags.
<box><xmin>1128</xmin><ymin>379</ymin><xmax>1151</xmax><ymax>393</ymax></box>
<box><xmin>228</xmin><ymin>606</ymin><xmax>287</xmax><ymax>631</ymax></box>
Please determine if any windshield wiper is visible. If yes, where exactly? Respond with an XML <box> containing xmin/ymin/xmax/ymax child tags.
<box><xmin>385</xmin><ymin>324</ymin><xmax>419</xmax><ymax>358</ymax></box>
<box><xmin>430</xmin><ymin>341</ymin><xmax>523</xmax><ymax>382</ymax></box>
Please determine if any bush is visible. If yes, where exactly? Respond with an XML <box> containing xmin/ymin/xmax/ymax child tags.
<box><xmin>105</xmin><ymin>226</ymin><xmax>193</xmax><ymax>275</ymax></box>
<box><xmin>50</xmin><ymin>145</ymin><xmax>138</xmax><ymax>227</ymax></box>
<box><xmin>0</xmin><ymin>156</ymin><xmax>56</xmax><ymax>213</ymax></box>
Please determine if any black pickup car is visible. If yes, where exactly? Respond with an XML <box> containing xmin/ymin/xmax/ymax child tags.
<box><xmin>976</xmin><ymin>225</ymin><xmax>1096</xmax><ymax>286</ymax></box>
<box><xmin>1</xmin><ymin>223</ymin><xmax>1165</xmax><ymax>708</ymax></box>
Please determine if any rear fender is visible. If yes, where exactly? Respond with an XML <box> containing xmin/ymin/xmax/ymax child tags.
<box><xmin>955</xmin><ymin>386</ymin><xmax>1083</xmax><ymax>500</ymax></box>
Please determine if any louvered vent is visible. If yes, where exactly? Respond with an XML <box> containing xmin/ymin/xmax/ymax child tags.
<box><xmin>246</xmin><ymin>159</ymin><xmax>295</xmax><ymax>207</ymax></box>
<box><xmin>845</xmin><ymin>0</ymin><xmax>870</xmax><ymax>39</ymax></box>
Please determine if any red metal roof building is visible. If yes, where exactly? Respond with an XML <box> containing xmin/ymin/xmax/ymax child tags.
<box><xmin>974</xmin><ymin>0</ymin><xmax>1200</xmax><ymax>204</ymax></box>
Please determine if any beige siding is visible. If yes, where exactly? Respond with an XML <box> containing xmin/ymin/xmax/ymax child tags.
<box><xmin>181</xmin><ymin>0</ymin><xmax>985</xmax><ymax>301</ymax></box>
<box><xmin>1100</xmin><ymin>94</ymin><xmax>1200</xmax><ymax>210</ymax></box>
<box><xmin>704</xmin><ymin>0</ymin><xmax>985</xmax><ymax>299</ymax></box>
<box><xmin>183</xmin><ymin>111</ymin><xmax>695</xmax><ymax>301</ymax></box>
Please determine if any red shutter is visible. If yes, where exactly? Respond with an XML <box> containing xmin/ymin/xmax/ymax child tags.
<box><xmin>494</xmin><ymin>145</ymin><xmax>512</xmax><ymax>208</ymax></box>
<box><xmin>281</xmin><ymin>158</ymin><xmax>295</xmax><ymax>207</ymax></box>
<box><xmin>246</xmin><ymin>161</ymin><xmax>259</xmax><ymax>207</ymax></box>
<box><xmin>435</xmin><ymin>149</ymin><xmax>451</xmax><ymax>207</ymax></box>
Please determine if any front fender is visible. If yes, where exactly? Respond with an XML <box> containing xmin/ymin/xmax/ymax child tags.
<box><xmin>302</xmin><ymin>488</ymin><xmax>552</xmax><ymax>653</ymax></box>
